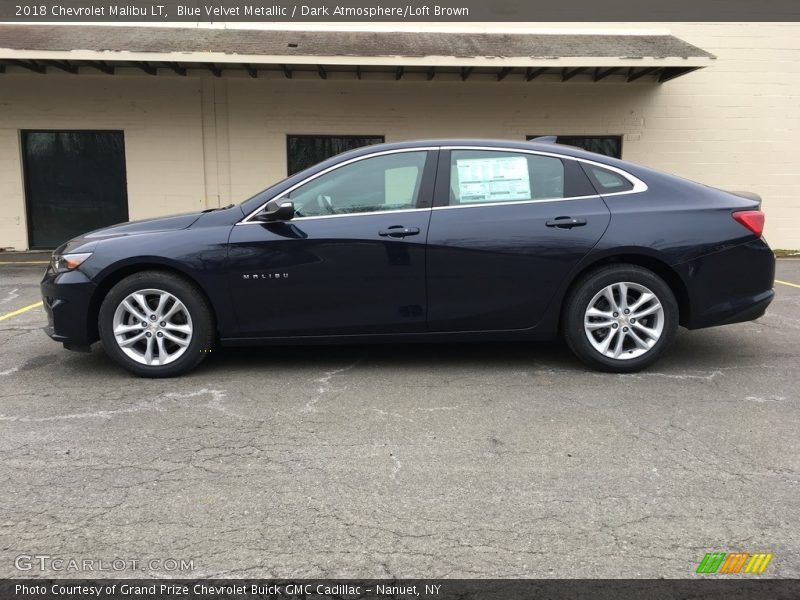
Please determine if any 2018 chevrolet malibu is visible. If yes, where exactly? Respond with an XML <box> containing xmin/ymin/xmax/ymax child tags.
<box><xmin>41</xmin><ymin>139</ymin><xmax>775</xmax><ymax>377</ymax></box>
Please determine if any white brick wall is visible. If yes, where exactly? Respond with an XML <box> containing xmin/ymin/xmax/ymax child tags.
<box><xmin>0</xmin><ymin>22</ymin><xmax>798</xmax><ymax>249</ymax></box>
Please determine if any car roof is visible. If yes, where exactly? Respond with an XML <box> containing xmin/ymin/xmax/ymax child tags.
<box><xmin>335</xmin><ymin>138</ymin><xmax>623</xmax><ymax>166</ymax></box>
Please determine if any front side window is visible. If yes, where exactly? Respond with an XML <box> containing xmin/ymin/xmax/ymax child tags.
<box><xmin>288</xmin><ymin>151</ymin><xmax>427</xmax><ymax>217</ymax></box>
<box><xmin>449</xmin><ymin>150</ymin><xmax>565</xmax><ymax>205</ymax></box>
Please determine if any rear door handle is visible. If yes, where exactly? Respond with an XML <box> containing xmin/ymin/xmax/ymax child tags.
<box><xmin>546</xmin><ymin>216</ymin><xmax>587</xmax><ymax>229</ymax></box>
<box><xmin>379</xmin><ymin>226</ymin><xmax>421</xmax><ymax>238</ymax></box>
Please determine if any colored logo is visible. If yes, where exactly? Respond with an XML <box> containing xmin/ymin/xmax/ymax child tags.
<box><xmin>696</xmin><ymin>552</ymin><xmax>773</xmax><ymax>574</ymax></box>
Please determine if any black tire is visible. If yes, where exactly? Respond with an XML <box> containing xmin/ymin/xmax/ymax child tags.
<box><xmin>562</xmin><ymin>264</ymin><xmax>679</xmax><ymax>373</ymax></box>
<box><xmin>98</xmin><ymin>271</ymin><xmax>215</xmax><ymax>377</ymax></box>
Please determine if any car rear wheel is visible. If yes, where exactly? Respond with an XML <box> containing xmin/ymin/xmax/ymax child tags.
<box><xmin>98</xmin><ymin>271</ymin><xmax>214</xmax><ymax>377</ymax></box>
<box><xmin>562</xmin><ymin>265</ymin><xmax>678</xmax><ymax>372</ymax></box>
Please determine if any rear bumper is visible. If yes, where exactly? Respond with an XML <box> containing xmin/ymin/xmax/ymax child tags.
<box><xmin>40</xmin><ymin>268</ymin><xmax>97</xmax><ymax>349</ymax></box>
<box><xmin>676</xmin><ymin>238</ymin><xmax>775</xmax><ymax>330</ymax></box>
<box><xmin>690</xmin><ymin>288</ymin><xmax>774</xmax><ymax>329</ymax></box>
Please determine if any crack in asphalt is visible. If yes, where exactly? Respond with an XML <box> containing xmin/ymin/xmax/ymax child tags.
<box><xmin>302</xmin><ymin>360</ymin><xmax>361</xmax><ymax>413</ymax></box>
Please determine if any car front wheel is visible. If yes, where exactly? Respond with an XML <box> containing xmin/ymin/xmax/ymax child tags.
<box><xmin>562</xmin><ymin>265</ymin><xmax>678</xmax><ymax>373</ymax></box>
<box><xmin>98</xmin><ymin>271</ymin><xmax>215</xmax><ymax>377</ymax></box>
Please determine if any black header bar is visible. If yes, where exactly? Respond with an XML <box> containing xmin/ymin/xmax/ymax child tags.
<box><xmin>2</xmin><ymin>0</ymin><xmax>800</xmax><ymax>22</ymax></box>
<box><xmin>3</xmin><ymin>579</ymin><xmax>800</xmax><ymax>600</ymax></box>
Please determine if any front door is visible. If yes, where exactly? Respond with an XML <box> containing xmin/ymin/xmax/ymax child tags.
<box><xmin>22</xmin><ymin>130</ymin><xmax>129</xmax><ymax>248</ymax></box>
<box><xmin>227</xmin><ymin>149</ymin><xmax>437</xmax><ymax>337</ymax></box>
<box><xmin>426</xmin><ymin>148</ymin><xmax>611</xmax><ymax>332</ymax></box>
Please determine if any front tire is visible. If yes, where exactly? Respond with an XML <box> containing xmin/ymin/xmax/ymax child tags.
<box><xmin>98</xmin><ymin>271</ymin><xmax>215</xmax><ymax>377</ymax></box>
<box><xmin>562</xmin><ymin>264</ymin><xmax>678</xmax><ymax>373</ymax></box>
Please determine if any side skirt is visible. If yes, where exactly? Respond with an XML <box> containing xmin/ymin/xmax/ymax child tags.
<box><xmin>220</xmin><ymin>327</ymin><xmax>555</xmax><ymax>347</ymax></box>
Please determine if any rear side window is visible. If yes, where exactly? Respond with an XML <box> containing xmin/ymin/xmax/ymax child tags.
<box><xmin>586</xmin><ymin>165</ymin><xmax>634</xmax><ymax>193</ymax></box>
<box><xmin>449</xmin><ymin>150</ymin><xmax>565</xmax><ymax>204</ymax></box>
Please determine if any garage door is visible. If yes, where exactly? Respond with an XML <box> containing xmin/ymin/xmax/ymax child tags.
<box><xmin>22</xmin><ymin>130</ymin><xmax>129</xmax><ymax>249</ymax></box>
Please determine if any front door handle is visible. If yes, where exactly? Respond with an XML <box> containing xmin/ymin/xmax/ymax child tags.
<box><xmin>546</xmin><ymin>216</ymin><xmax>588</xmax><ymax>229</ymax></box>
<box><xmin>379</xmin><ymin>226</ymin><xmax>421</xmax><ymax>238</ymax></box>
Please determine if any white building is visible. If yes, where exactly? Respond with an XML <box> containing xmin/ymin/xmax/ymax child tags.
<box><xmin>0</xmin><ymin>22</ymin><xmax>797</xmax><ymax>249</ymax></box>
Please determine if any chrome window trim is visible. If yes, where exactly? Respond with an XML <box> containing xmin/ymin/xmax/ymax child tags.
<box><xmin>237</xmin><ymin>144</ymin><xmax>647</xmax><ymax>225</ymax></box>
<box><xmin>432</xmin><ymin>194</ymin><xmax>600</xmax><ymax>211</ymax></box>
<box><xmin>238</xmin><ymin>147</ymin><xmax>437</xmax><ymax>225</ymax></box>
<box><xmin>264</xmin><ymin>207</ymin><xmax>432</xmax><ymax>222</ymax></box>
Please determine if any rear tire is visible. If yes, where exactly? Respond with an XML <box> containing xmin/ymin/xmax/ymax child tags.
<box><xmin>562</xmin><ymin>264</ymin><xmax>678</xmax><ymax>373</ymax></box>
<box><xmin>98</xmin><ymin>271</ymin><xmax>215</xmax><ymax>377</ymax></box>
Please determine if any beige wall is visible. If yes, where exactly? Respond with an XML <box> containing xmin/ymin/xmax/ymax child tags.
<box><xmin>0</xmin><ymin>22</ymin><xmax>798</xmax><ymax>249</ymax></box>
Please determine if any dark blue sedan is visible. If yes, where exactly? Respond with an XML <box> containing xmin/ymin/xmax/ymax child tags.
<box><xmin>41</xmin><ymin>139</ymin><xmax>775</xmax><ymax>377</ymax></box>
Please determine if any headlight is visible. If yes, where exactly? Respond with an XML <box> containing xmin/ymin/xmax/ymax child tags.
<box><xmin>50</xmin><ymin>252</ymin><xmax>92</xmax><ymax>273</ymax></box>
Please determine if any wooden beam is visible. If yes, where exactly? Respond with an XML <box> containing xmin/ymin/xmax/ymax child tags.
<box><xmin>497</xmin><ymin>67</ymin><xmax>513</xmax><ymax>81</ymax></box>
<box><xmin>281</xmin><ymin>64</ymin><xmax>292</xmax><ymax>79</ymax></box>
<box><xmin>627</xmin><ymin>66</ymin><xmax>658</xmax><ymax>82</ymax></box>
<box><xmin>166</xmin><ymin>62</ymin><xmax>187</xmax><ymax>76</ymax></box>
<box><xmin>525</xmin><ymin>67</ymin><xmax>547</xmax><ymax>81</ymax></box>
<box><xmin>317</xmin><ymin>64</ymin><xmax>327</xmax><ymax>79</ymax></box>
<box><xmin>460</xmin><ymin>66</ymin><xmax>473</xmax><ymax>81</ymax></box>
<box><xmin>5</xmin><ymin>59</ymin><xmax>46</xmax><ymax>74</ymax></box>
<box><xmin>88</xmin><ymin>61</ymin><xmax>114</xmax><ymax>75</ymax></box>
<box><xmin>395</xmin><ymin>65</ymin><xmax>404</xmax><ymax>80</ymax></box>
<box><xmin>50</xmin><ymin>60</ymin><xmax>78</xmax><ymax>74</ymax></box>
<box><xmin>593</xmin><ymin>67</ymin><xmax>620</xmax><ymax>82</ymax></box>
<box><xmin>427</xmin><ymin>66</ymin><xmax>436</xmax><ymax>81</ymax></box>
<box><xmin>203</xmin><ymin>62</ymin><xmax>222</xmax><ymax>77</ymax></box>
<box><xmin>135</xmin><ymin>62</ymin><xmax>158</xmax><ymax>76</ymax></box>
<box><xmin>658</xmin><ymin>66</ymin><xmax>699</xmax><ymax>83</ymax></box>
<box><xmin>356</xmin><ymin>65</ymin><xmax>361</xmax><ymax>80</ymax></box>
<box><xmin>561</xmin><ymin>67</ymin><xmax>586</xmax><ymax>82</ymax></box>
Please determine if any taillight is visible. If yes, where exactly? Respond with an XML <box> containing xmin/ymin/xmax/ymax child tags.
<box><xmin>732</xmin><ymin>210</ymin><xmax>765</xmax><ymax>237</ymax></box>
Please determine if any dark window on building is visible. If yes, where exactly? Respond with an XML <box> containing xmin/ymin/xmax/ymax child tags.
<box><xmin>527</xmin><ymin>135</ymin><xmax>623</xmax><ymax>159</ymax></box>
<box><xmin>22</xmin><ymin>130</ymin><xmax>129</xmax><ymax>249</ymax></box>
<box><xmin>287</xmin><ymin>135</ymin><xmax>385</xmax><ymax>175</ymax></box>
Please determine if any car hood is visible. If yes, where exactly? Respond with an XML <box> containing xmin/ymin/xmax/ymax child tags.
<box><xmin>83</xmin><ymin>212</ymin><xmax>204</xmax><ymax>239</ymax></box>
<box><xmin>53</xmin><ymin>212</ymin><xmax>205</xmax><ymax>256</ymax></box>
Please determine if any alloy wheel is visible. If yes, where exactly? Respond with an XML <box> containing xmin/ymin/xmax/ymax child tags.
<box><xmin>583</xmin><ymin>281</ymin><xmax>665</xmax><ymax>360</ymax></box>
<box><xmin>111</xmin><ymin>288</ymin><xmax>193</xmax><ymax>366</ymax></box>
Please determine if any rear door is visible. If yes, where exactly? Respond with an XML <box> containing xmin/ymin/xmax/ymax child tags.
<box><xmin>425</xmin><ymin>147</ymin><xmax>610</xmax><ymax>332</ymax></box>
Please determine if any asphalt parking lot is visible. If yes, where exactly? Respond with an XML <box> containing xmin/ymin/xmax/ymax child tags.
<box><xmin>0</xmin><ymin>257</ymin><xmax>798</xmax><ymax>579</ymax></box>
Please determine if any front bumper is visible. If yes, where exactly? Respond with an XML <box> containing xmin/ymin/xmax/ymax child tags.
<box><xmin>40</xmin><ymin>268</ymin><xmax>98</xmax><ymax>350</ymax></box>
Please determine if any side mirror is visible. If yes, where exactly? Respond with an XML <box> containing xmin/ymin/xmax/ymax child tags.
<box><xmin>256</xmin><ymin>198</ymin><xmax>295</xmax><ymax>222</ymax></box>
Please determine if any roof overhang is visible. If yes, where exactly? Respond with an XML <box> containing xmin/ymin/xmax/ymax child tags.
<box><xmin>0</xmin><ymin>25</ymin><xmax>716</xmax><ymax>83</ymax></box>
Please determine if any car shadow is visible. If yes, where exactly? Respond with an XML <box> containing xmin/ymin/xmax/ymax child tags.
<box><xmin>71</xmin><ymin>324</ymin><xmax>763</xmax><ymax>379</ymax></box>
<box><xmin>198</xmin><ymin>325</ymin><xmax>758</xmax><ymax>376</ymax></box>
<box><xmin>200</xmin><ymin>339</ymin><xmax>579</xmax><ymax>374</ymax></box>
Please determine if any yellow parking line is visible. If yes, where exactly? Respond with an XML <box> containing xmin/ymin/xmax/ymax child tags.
<box><xmin>0</xmin><ymin>301</ymin><xmax>43</xmax><ymax>321</ymax></box>
<box><xmin>776</xmin><ymin>279</ymin><xmax>800</xmax><ymax>289</ymax></box>
<box><xmin>0</xmin><ymin>261</ymin><xmax>49</xmax><ymax>265</ymax></box>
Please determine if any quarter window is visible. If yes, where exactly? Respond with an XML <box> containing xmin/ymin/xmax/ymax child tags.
<box><xmin>586</xmin><ymin>165</ymin><xmax>634</xmax><ymax>193</ymax></box>
<box><xmin>449</xmin><ymin>150</ymin><xmax>565</xmax><ymax>205</ymax></box>
<box><xmin>287</xmin><ymin>135</ymin><xmax>385</xmax><ymax>175</ymax></box>
<box><xmin>288</xmin><ymin>151</ymin><xmax>427</xmax><ymax>217</ymax></box>
<box><xmin>527</xmin><ymin>135</ymin><xmax>622</xmax><ymax>159</ymax></box>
